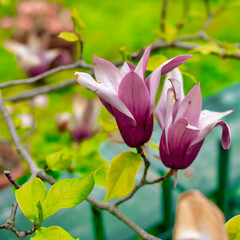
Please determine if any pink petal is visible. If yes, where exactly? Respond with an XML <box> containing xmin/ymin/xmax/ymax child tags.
<box><xmin>155</xmin><ymin>69</ymin><xmax>184</xmax><ymax>129</ymax></box>
<box><xmin>120</xmin><ymin>62</ymin><xmax>135</xmax><ymax>76</ymax></box>
<box><xmin>118</xmin><ymin>71</ymin><xmax>151</xmax><ymax>122</ymax></box>
<box><xmin>75</xmin><ymin>72</ymin><xmax>134</xmax><ymax>120</ymax></box>
<box><xmin>93</xmin><ymin>55</ymin><xmax>122</xmax><ymax>91</ymax></box>
<box><xmin>190</xmin><ymin>110</ymin><xmax>234</xmax><ymax>148</ymax></box>
<box><xmin>134</xmin><ymin>45</ymin><xmax>152</xmax><ymax>79</ymax></box>
<box><xmin>146</xmin><ymin>55</ymin><xmax>192</xmax><ymax>112</ymax></box>
<box><xmin>191</xmin><ymin>121</ymin><xmax>232</xmax><ymax>149</ymax></box>
<box><xmin>174</xmin><ymin>83</ymin><xmax>202</xmax><ymax>126</ymax></box>
<box><xmin>160</xmin><ymin>118</ymin><xmax>199</xmax><ymax>169</ymax></box>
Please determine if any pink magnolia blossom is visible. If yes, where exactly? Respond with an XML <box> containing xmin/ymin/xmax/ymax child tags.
<box><xmin>75</xmin><ymin>45</ymin><xmax>192</xmax><ymax>147</ymax></box>
<box><xmin>155</xmin><ymin>68</ymin><xmax>233</xmax><ymax>170</ymax></box>
<box><xmin>56</xmin><ymin>95</ymin><xmax>101</xmax><ymax>143</ymax></box>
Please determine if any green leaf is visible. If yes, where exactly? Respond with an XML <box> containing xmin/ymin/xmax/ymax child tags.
<box><xmin>43</xmin><ymin>172</ymin><xmax>95</xmax><ymax>219</ymax></box>
<box><xmin>191</xmin><ymin>43</ymin><xmax>222</xmax><ymax>56</ymax></box>
<box><xmin>146</xmin><ymin>55</ymin><xmax>168</xmax><ymax>72</ymax></box>
<box><xmin>58</xmin><ymin>32</ymin><xmax>79</xmax><ymax>42</ymax></box>
<box><xmin>36</xmin><ymin>201</ymin><xmax>43</xmax><ymax>228</ymax></box>
<box><xmin>103</xmin><ymin>151</ymin><xmax>142</xmax><ymax>202</ymax></box>
<box><xmin>225</xmin><ymin>215</ymin><xmax>240</xmax><ymax>240</ymax></box>
<box><xmin>46</xmin><ymin>151</ymin><xmax>73</xmax><ymax>172</ymax></box>
<box><xmin>31</xmin><ymin>226</ymin><xmax>79</xmax><ymax>240</ymax></box>
<box><xmin>16</xmin><ymin>178</ymin><xmax>47</xmax><ymax>222</ymax></box>
<box><xmin>71</xmin><ymin>8</ymin><xmax>85</xmax><ymax>37</ymax></box>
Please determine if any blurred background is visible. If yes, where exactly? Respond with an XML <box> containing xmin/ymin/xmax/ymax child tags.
<box><xmin>0</xmin><ymin>0</ymin><xmax>239</xmax><ymax>239</ymax></box>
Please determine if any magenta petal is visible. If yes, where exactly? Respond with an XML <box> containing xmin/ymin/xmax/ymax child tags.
<box><xmin>216</xmin><ymin>121</ymin><xmax>231</xmax><ymax>149</ymax></box>
<box><xmin>160</xmin><ymin>118</ymin><xmax>199</xmax><ymax>169</ymax></box>
<box><xmin>191</xmin><ymin>120</ymin><xmax>231</xmax><ymax>150</ymax></box>
<box><xmin>190</xmin><ymin>110</ymin><xmax>233</xmax><ymax>148</ymax></box>
<box><xmin>174</xmin><ymin>83</ymin><xmax>202</xmax><ymax>126</ymax></box>
<box><xmin>118</xmin><ymin>71</ymin><xmax>151</xmax><ymax>121</ymax></box>
<box><xmin>183</xmin><ymin>139</ymin><xmax>204</xmax><ymax>169</ymax></box>
<box><xmin>134</xmin><ymin>45</ymin><xmax>152</xmax><ymax>79</ymax></box>
<box><xmin>112</xmin><ymin>71</ymin><xmax>153</xmax><ymax>147</ymax></box>
<box><xmin>120</xmin><ymin>62</ymin><xmax>135</xmax><ymax>76</ymax></box>
<box><xmin>146</xmin><ymin>55</ymin><xmax>192</xmax><ymax>112</ymax></box>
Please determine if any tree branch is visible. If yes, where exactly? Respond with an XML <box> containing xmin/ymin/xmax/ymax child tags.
<box><xmin>161</xmin><ymin>0</ymin><xmax>168</xmax><ymax>32</ymax></box>
<box><xmin>0</xmin><ymin>60</ymin><xmax>93</xmax><ymax>89</ymax></box>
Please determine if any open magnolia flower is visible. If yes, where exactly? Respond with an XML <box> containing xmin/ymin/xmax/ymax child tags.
<box><xmin>155</xmin><ymin>68</ymin><xmax>233</xmax><ymax>171</ymax></box>
<box><xmin>75</xmin><ymin>45</ymin><xmax>192</xmax><ymax>147</ymax></box>
<box><xmin>173</xmin><ymin>190</ymin><xmax>228</xmax><ymax>240</ymax></box>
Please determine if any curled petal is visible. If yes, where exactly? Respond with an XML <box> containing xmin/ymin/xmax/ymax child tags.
<box><xmin>146</xmin><ymin>55</ymin><xmax>192</xmax><ymax>112</ymax></box>
<box><xmin>174</xmin><ymin>83</ymin><xmax>202</xmax><ymax>126</ymax></box>
<box><xmin>134</xmin><ymin>45</ymin><xmax>152</xmax><ymax>79</ymax></box>
<box><xmin>198</xmin><ymin>109</ymin><xmax>234</xmax><ymax>130</ymax></box>
<box><xmin>93</xmin><ymin>55</ymin><xmax>122</xmax><ymax>91</ymax></box>
<box><xmin>191</xmin><ymin>120</ymin><xmax>231</xmax><ymax>149</ymax></box>
<box><xmin>75</xmin><ymin>72</ymin><xmax>134</xmax><ymax>120</ymax></box>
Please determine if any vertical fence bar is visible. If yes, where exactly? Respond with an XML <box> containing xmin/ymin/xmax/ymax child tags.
<box><xmin>162</xmin><ymin>176</ymin><xmax>172</xmax><ymax>235</ymax></box>
<box><xmin>216</xmin><ymin>141</ymin><xmax>230</xmax><ymax>218</ymax></box>
<box><xmin>91</xmin><ymin>205</ymin><xmax>105</xmax><ymax>240</ymax></box>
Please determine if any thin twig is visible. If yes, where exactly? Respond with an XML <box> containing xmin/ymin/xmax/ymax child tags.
<box><xmin>0</xmin><ymin>60</ymin><xmax>93</xmax><ymax>89</ymax></box>
<box><xmin>161</xmin><ymin>0</ymin><xmax>168</xmax><ymax>32</ymax></box>
<box><xmin>4</xmin><ymin>170</ymin><xmax>20</xmax><ymax>189</ymax></box>
<box><xmin>5</xmin><ymin>79</ymin><xmax>76</xmax><ymax>102</ymax></box>
<box><xmin>115</xmin><ymin>147</ymin><xmax>172</xmax><ymax>206</ymax></box>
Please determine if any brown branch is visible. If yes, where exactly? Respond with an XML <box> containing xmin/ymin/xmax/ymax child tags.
<box><xmin>4</xmin><ymin>170</ymin><xmax>20</xmax><ymax>189</ymax></box>
<box><xmin>115</xmin><ymin>147</ymin><xmax>172</xmax><ymax>206</ymax></box>
<box><xmin>5</xmin><ymin>79</ymin><xmax>76</xmax><ymax>102</ymax></box>
<box><xmin>0</xmin><ymin>60</ymin><xmax>93</xmax><ymax>89</ymax></box>
<box><xmin>161</xmin><ymin>0</ymin><xmax>168</xmax><ymax>32</ymax></box>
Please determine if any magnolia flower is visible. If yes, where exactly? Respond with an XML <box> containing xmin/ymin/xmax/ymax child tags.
<box><xmin>155</xmin><ymin>68</ymin><xmax>233</xmax><ymax>171</ymax></box>
<box><xmin>4</xmin><ymin>34</ymin><xmax>71</xmax><ymax>76</ymax></box>
<box><xmin>173</xmin><ymin>190</ymin><xmax>228</xmax><ymax>240</ymax></box>
<box><xmin>56</xmin><ymin>95</ymin><xmax>101</xmax><ymax>143</ymax></box>
<box><xmin>75</xmin><ymin>45</ymin><xmax>192</xmax><ymax>147</ymax></box>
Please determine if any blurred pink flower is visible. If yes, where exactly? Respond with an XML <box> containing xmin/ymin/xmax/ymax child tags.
<box><xmin>56</xmin><ymin>95</ymin><xmax>101</xmax><ymax>143</ymax></box>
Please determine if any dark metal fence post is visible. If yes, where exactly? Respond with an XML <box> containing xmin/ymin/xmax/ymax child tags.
<box><xmin>216</xmin><ymin>141</ymin><xmax>230</xmax><ymax>218</ymax></box>
<box><xmin>91</xmin><ymin>205</ymin><xmax>105</xmax><ymax>240</ymax></box>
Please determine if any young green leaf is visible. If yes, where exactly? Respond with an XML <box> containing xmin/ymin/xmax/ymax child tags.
<box><xmin>15</xmin><ymin>178</ymin><xmax>47</xmax><ymax>222</ymax></box>
<box><xmin>36</xmin><ymin>201</ymin><xmax>43</xmax><ymax>228</ymax></box>
<box><xmin>71</xmin><ymin>8</ymin><xmax>85</xmax><ymax>37</ymax></box>
<box><xmin>31</xmin><ymin>226</ymin><xmax>79</xmax><ymax>240</ymax></box>
<box><xmin>225</xmin><ymin>215</ymin><xmax>240</xmax><ymax>240</ymax></box>
<box><xmin>58</xmin><ymin>32</ymin><xmax>79</xmax><ymax>42</ymax></box>
<box><xmin>46</xmin><ymin>151</ymin><xmax>73</xmax><ymax>172</ymax></box>
<box><xmin>103</xmin><ymin>151</ymin><xmax>142</xmax><ymax>202</ymax></box>
<box><xmin>43</xmin><ymin>172</ymin><xmax>95</xmax><ymax>219</ymax></box>
<box><xmin>191</xmin><ymin>43</ymin><xmax>222</xmax><ymax>56</ymax></box>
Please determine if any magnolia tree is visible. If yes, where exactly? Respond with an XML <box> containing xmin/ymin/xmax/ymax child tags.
<box><xmin>0</xmin><ymin>0</ymin><xmax>239</xmax><ymax>240</ymax></box>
